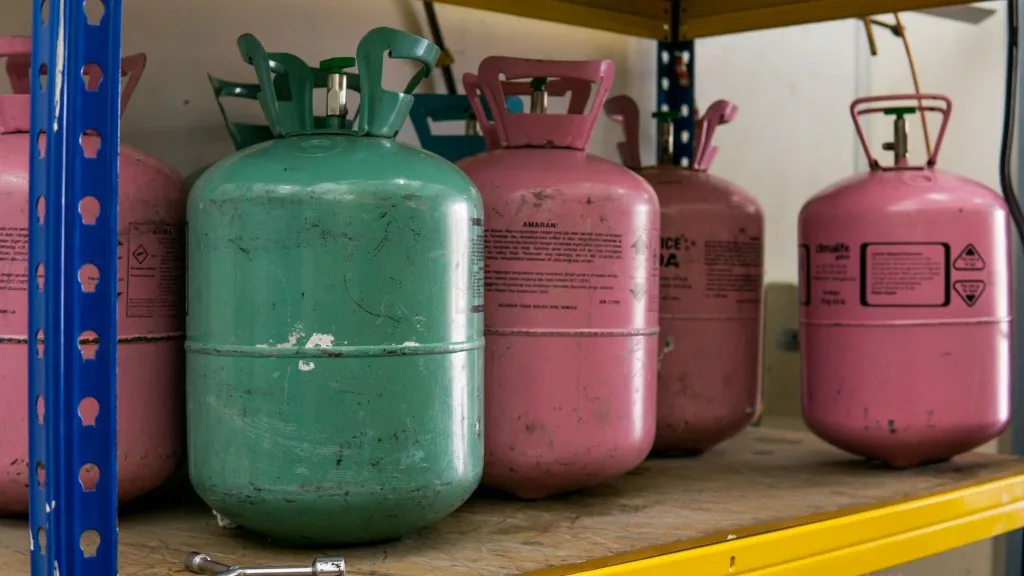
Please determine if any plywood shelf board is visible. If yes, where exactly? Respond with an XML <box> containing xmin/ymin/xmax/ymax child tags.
<box><xmin>2</xmin><ymin>428</ymin><xmax>1022</xmax><ymax>575</ymax></box>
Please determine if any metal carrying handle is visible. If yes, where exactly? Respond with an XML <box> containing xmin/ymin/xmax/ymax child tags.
<box><xmin>692</xmin><ymin>99</ymin><xmax>738</xmax><ymax>172</ymax></box>
<box><xmin>472</xmin><ymin>56</ymin><xmax>614</xmax><ymax>150</ymax></box>
<box><xmin>603</xmin><ymin>94</ymin><xmax>642</xmax><ymax>170</ymax></box>
<box><xmin>850</xmin><ymin>93</ymin><xmax>952</xmax><ymax>170</ymax></box>
<box><xmin>185</xmin><ymin>551</ymin><xmax>346</xmax><ymax>576</ymax></box>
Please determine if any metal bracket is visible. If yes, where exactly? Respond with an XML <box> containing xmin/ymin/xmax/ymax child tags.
<box><xmin>185</xmin><ymin>552</ymin><xmax>346</xmax><ymax>576</ymax></box>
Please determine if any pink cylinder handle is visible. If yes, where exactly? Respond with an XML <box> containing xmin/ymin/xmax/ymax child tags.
<box><xmin>5</xmin><ymin>42</ymin><xmax>147</xmax><ymax>119</ymax></box>
<box><xmin>465</xmin><ymin>71</ymin><xmax>594</xmax><ymax>152</ymax></box>
<box><xmin>0</xmin><ymin>36</ymin><xmax>31</xmax><ymax>58</ymax></box>
<box><xmin>0</xmin><ymin>36</ymin><xmax>32</xmax><ymax>134</ymax></box>
<box><xmin>850</xmin><ymin>93</ymin><xmax>952</xmax><ymax>170</ymax></box>
<box><xmin>463</xmin><ymin>72</ymin><xmax>501</xmax><ymax>151</ymax></box>
<box><xmin>472</xmin><ymin>56</ymin><xmax>614</xmax><ymax>150</ymax></box>
<box><xmin>603</xmin><ymin>94</ymin><xmax>642</xmax><ymax>170</ymax></box>
<box><xmin>693</xmin><ymin>99</ymin><xmax>738</xmax><ymax>172</ymax></box>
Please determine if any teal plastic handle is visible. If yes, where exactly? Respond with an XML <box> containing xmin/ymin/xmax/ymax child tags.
<box><xmin>355</xmin><ymin>27</ymin><xmax>440</xmax><ymax>138</ymax></box>
<box><xmin>208</xmin><ymin>75</ymin><xmax>275</xmax><ymax>151</ymax></box>
<box><xmin>237</xmin><ymin>35</ymin><xmax>296</xmax><ymax>136</ymax></box>
<box><xmin>240</xmin><ymin>32</ymin><xmax>431</xmax><ymax>138</ymax></box>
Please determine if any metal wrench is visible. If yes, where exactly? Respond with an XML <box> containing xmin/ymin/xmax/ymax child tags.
<box><xmin>184</xmin><ymin>551</ymin><xmax>346</xmax><ymax>576</ymax></box>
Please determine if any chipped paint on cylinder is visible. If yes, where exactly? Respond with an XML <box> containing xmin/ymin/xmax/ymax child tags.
<box><xmin>458</xmin><ymin>57</ymin><xmax>659</xmax><ymax>500</ymax></box>
<box><xmin>186</xmin><ymin>30</ymin><xmax>483</xmax><ymax>546</ymax></box>
<box><xmin>0</xmin><ymin>44</ymin><xmax>185</xmax><ymax>515</ymax></box>
<box><xmin>799</xmin><ymin>95</ymin><xmax>1012</xmax><ymax>468</ymax></box>
<box><xmin>604</xmin><ymin>96</ymin><xmax>765</xmax><ymax>455</ymax></box>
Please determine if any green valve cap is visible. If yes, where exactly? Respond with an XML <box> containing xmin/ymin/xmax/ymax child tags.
<box><xmin>319</xmin><ymin>57</ymin><xmax>357</xmax><ymax>73</ymax></box>
<box><xmin>530</xmin><ymin>77</ymin><xmax>548</xmax><ymax>91</ymax></box>
<box><xmin>652</xmin><ymin>110</ymin><xmax>681</xmax><ymax>122</ymax></box>
<box><xmin>883</xmin><ymin>106</ymin><xmax>918</xmax><ymax>118</ymax></box>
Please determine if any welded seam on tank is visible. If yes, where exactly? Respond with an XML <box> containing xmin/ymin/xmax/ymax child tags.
<box><xmin>183</xmin><ymin>339</ymin><xmax>484</xmax><ymax>358</ymax></box>
<box><xmin>660</xmin><ymin>313</ymin><xmax>762</xmax><ymax>320</ymax></box>
<box><xmin>0</xmin><ymin>333</ymin><xmax>183</xmax><ymax>343</ymax></box>
<box><xmin>484</xmin><ymin>327</ymin><xmax>660</xmax><ymax>337</ymax></box>
<box><xmin>801</xmin><ymin>317</ymin><xmax>1012</xmax><ymax>327</ymax></box>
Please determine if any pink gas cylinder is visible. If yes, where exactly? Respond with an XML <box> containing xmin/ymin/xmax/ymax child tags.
<box><xmin>799</xmin><ymin>94</ymin><xmax>1011</xmax><ymax>468</ymax></box>
<box><xmin>0</xmin><ymin>37</ymin><xmax>186</xmax><ymax>514</ymax></box>
<box><xmin>604</xmin><ymin>95</ymin><xmax>764</xmax><ymax>455</ymax></box>
<box><xmin>458</xmin><ymin>57</ymin><xmax>660</xmax><ymax>500</ymax></box>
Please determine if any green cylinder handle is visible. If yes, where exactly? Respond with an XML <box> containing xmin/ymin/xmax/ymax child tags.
<box><xmin>652</xmin><ymin>109</ymin><xmax>681</xmax><ymax>123</ymax></box>
<box><xmin>237</xmin><ymin>29</ymin><xmax>430</xmax><ymax>139</ymax></box>
<box><xmin>320</xmin><ymin>57</ymin><xmax>357</xmax><ymax>74</ymax></box>
<box><xmin>354</xmin><ymin>27</ymin><xmax>440</xmax><ymax>138</ymax></box>
<box><xmin>208</xmin><ymin>75</ymin><xmax>274</xmax><ymax>151</ymax></box>
<box><xmin>237</xmin><ymin>34</ymin><xmax>310</xmax><ymax>136</ymax></box>
<box><xmin>883</xmin><ymin>106</ymin><xmax>918</xmax><ymax>118</ymax></box>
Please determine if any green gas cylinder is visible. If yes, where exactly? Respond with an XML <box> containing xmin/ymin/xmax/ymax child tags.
<box><xmin>185</xmin><ymin>27</ymin><xmax>484</xmax><ymax>546</ymax></box>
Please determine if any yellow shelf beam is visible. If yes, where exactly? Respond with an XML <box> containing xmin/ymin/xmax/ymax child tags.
<box><xmin>426</xmin><ymin>0</ymin><xmax>981</xmax><ymax>40</ymax></box>
<box><xmin>527</xmin><ymin>473</ymin><xmax>1024</xmax><ymax>576</ymax></box>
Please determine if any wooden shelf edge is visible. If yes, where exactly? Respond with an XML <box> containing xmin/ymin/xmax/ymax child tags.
<box><xmin>528</xmin><ymin>473</ymin><xmax>1024</xmax><ymax>575</ymax></box>
<box><xmin>680</xmin><ymin>0</ymin><xmax>985</xmax><ymax>40</ymax></box>
<box><xmin>426</xmin><ymin>0</ymin><xmax>667</xmax><ymax>39</ymax></box>
<box><xmin>423</xmin><ymin>0</ymin><xmax>983</xmax><ymax>40</ymax></box>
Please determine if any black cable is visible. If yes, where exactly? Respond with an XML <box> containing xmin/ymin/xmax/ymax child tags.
<box><xmin>1001</xmin><ymin>0</ymin><xmax>1024</xmax><ymax>247</ymax></box>
<box><xmin>423</xmin><ymin>1</ymin><xmax>457</xmax><ymax>95</ymax></box>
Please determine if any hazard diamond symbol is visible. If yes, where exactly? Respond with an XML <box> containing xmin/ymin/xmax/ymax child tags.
<box><xmin>631</xmin><ymin>233</ymin><xmax>647</xmax><ymax>257</ymax></box>
<box><xmin>629</xmin><ymin>281</ymin><xmax>647</xmax><ymax>303</ymax></box>
<box><xmin>953</xmin><ymin>243</ymin><xmax>985</xmax><ymax>271</ymax></box>
<box><xmin>132</xmin><ymin>244</ymin><xmax>149</xmax><ymax>265</ymax></box>
<box><xmin>953</xmin><ymin>280</ymin><xmax>986</xmax><ymax>307</ymax></box>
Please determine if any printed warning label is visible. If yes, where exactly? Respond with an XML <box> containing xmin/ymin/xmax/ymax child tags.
<box><xmin>704</xmin><ymin>239</ymin><xmax>762</xmax><ymax>297</ymax></box>
<box><xmin>659</xmin><ymin>229</ymin><xmax>762</xmax><ymax>306</ymax></box>
<box><xmin>485</xmin><ymin>226</ymin><xmax>625</xmax><ymax>311</ymax></box>
<box><xmin>808</xmin><ymin>241</ymin><xmax>855</xmax><ymax>308</ymax></box>
<box><xmin>953</xmin><ymin>243</ymin><xmax>985</xmax><ymax>271</ymax></box>
<box><xmin>953</xmin><ymin>280</ymin><xmax>986</xmax><ymax>307</ymax></box>
<box><xmin>469</xmin><ymin>217</ymin><xmax>484</xmax><ymax>314</ymax></box>
<box><xmin>117</xmin><ymin>238</ymin><xmax>125</xmax><ymax>300</ymax></box>
<box><xmin>125</xmin><ymin>222</ymin><xmax>183</xmax><ymax>319</ymax></box>
<box><xmin>798</xmin><ymin>244</ymin><xmax>810</xmax><ymax>306</ymax></box>
<box><xmin>0</xmin><ymin>226</ymin><xmax>29</xmax><ymax>297</ymax></box>
<box><xmin>860</xmin><ymin>242</ymin><xmax>950</xmax><ymax>307</ymax></box>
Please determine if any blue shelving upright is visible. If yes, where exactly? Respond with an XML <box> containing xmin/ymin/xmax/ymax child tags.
<box><xmin>29</xmin><ymin>1</ymin><xmax>122</xmax><ymax>575</ymax></box>
<box><xmin>657</xmin><ymin>0</ymin><xmax>696</xmax><ymax>167</ymax></box>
